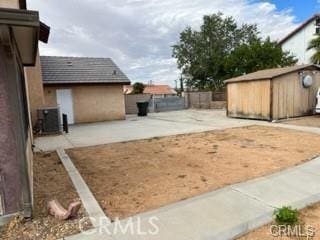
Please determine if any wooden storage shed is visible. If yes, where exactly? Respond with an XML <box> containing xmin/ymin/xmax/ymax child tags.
<box><xmin>225</xmin><ymin>64</ymin><xmax>320</xmax><ymax>120</ymax></box>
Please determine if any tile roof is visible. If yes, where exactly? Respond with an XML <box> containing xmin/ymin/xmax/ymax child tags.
<box><xmin>40</xmin><ymin>56</ymin><xmax>130</xmax><ymax>85</ymax></box>
<box><xmin>225</xmin><ymin>64</ymin><xmax>320</xmax><ymax>83</ymax></box>
<box><xmin>144</xmin><ymin>85</ymin><xmax>177</xmax><ymax>94</ymax></box>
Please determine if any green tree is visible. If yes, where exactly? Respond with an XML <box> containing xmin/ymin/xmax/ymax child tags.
<box><xmin>224</xmin><ymin>38</ymin><xmax>297</xmax><ymax>79</ymax></box>
<box><xmin>132</xmin><ymin>82</ymin><xmax>145</xmax><ymax>94</ymax></box>
<box><xmin>172</xmin><ymin>13</ymin><xmax>297</xmax><ymax>90</ymax></box>
<box><xmin>307</xmin><ymin>35</ymin><xmax>320</xmax><ymax>64</ymax></box>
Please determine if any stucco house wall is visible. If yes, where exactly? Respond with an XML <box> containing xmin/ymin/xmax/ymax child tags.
<box><xmin>0</xmin><ymin>0</ymin><xmax>20</xmax><ymax>8</ymax></box>
<box><xmin>281</xmin><ymin>17</ymin><xmax>318</xmax><ymax>64</ymax></box>
<box><xmin>44</xmin><ymin>84</ymin><xmax>126</xmax><ymax>123</ymax></box>
<box><xmin>25</xmin><ymin>53</ymin><xmax>45</xmax><ymax>126</ymax></box>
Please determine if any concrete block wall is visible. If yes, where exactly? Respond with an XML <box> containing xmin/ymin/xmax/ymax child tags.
<box><xmin>184</xmin><ymin>91</ymin><xmax>226</xmax><ymax>110</ymax></box>
<box><xmin>125</xmin><ymin>94</ymin><xmax>152</xmax><ymax>114</ymax></box>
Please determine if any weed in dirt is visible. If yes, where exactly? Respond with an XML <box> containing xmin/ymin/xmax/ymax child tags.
<box><xmin>200</xmin><ymin>176</ymin><xmax>207</xmax><ymax>182</ymax></box>
<box><xmin>208</xmin><ymin>151</ymin><xmax>217</xmax><ymax>154</ymax></box>
<box><xmin>42</xmin><ymin>152</ymin><xmax>52</xmax><ymax>158</ymax></box>
<box><xmin>274</xmin><ymin>206</ymin><xmax>299</xmax><ymax>226</ymax></box>
<box><xmin>178</xmin><ymin>174</ymin><xmax>187</xmax><ymax>179</ymax></box>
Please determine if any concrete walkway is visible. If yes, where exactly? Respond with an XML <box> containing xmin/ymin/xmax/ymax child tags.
<box><xmin>65</xmin><ymin>156</ymin><xmax>320</xmax><ymax>240</ymax></box>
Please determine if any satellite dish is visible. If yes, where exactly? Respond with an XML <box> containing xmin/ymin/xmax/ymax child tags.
<box><xmin>303</xmin><ymin>75</ymin><xmax>313</xmax><ymax>88</ymax></box>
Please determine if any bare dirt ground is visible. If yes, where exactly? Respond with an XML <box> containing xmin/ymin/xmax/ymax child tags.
<box><xmin>239</xmin><ymin>203</ymin><xmax>320</xmax><ymax>239</ymax></box>
<box><xmin>68</xmin><ymin>125</ymin><xmax>320</xmax><ymax>220</ymax></box>
<box><xmin>282</xmin><ymin>115</ymin><xmax>320</xmax><ymax>128</ymax></box>
<box><xmin>0</xmin><ymin>152</ymin><xmax>91</xmax><ymax>240</ymax></box>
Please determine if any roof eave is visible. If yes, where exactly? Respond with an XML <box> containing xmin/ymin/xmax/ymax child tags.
<box><xmin>43</xmin><ymin>81</ymin><xmax>131</xmax><ymax>85</ymax></box>
<box><xmin>225</xmin><ymin>64</ymin><xmax>320</xmax><ymax>84</ymax></box>
<box><xmin>0</xmin><ymin>8</ymin><xmax>40</xmax><ymax>66</ymax></box>
<box><xmin>40</xmin><ymin>22</ymin><xmax>50</xmax><ymax>43</ymax></box>
<box><xmin>279</xmin><ymin>14</ymin><xmax>319</xmax><ymax>45</ymax></box>
<box><xmin>225</xmin><ymin>77</ymin><xmax>270</xmax><ymax>84</ymax></box>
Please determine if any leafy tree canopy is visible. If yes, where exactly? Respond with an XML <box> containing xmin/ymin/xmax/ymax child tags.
<box><xmin>172</xmin><ymin>12</ymin><xmax>297</xmax><ymax>90</ymax></box>
<box><xmin>307</xmin><ymin>35</ymin><xmax>320</xmax><ymax>64</ymax></box>
<box><xmin>132</xmin><ymin>82</ymin><xmax>145</xmax><ymax>94</ymax></box>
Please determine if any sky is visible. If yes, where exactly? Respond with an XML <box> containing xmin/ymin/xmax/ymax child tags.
<box><xmin>27</xmin><ymin>0</ymin><xmax>319</xmax><ymax>87</ymax></box>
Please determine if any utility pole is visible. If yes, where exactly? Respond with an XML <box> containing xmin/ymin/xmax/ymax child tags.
<box><xmin>180</xmin><ymin>74</ymin><xmax>184</xmax><ymax>93</ymax></box>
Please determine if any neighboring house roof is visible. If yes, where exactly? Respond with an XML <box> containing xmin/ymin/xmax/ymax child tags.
<box><xmin>279</xmin><ymin>14</ymin><xmax>320</xmax><ymax>45</ymax></box>
<box><xmin>225</xmin><ymin>64</ymin><xmax>320</xmax><ymax>83</ymax></box>
<box><xmin>144</xmin><ymin>85</ymin><xmax>177</xmax><ymax>95</ymax></box>
<box><xmin>124</xmin><ymin>84</ymin><xmax>177</xmax><ymax>95</ymax></box>
<box><xmin>41</xmin><ymin>56</ymin><xmax>131</xmax><ymax>85</ymax></box>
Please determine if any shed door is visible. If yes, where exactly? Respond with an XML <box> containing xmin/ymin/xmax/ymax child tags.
<box><xmin>56</xmin><ymin>89</ymin><xmax>74</xmax><ymax>124</ymax></box>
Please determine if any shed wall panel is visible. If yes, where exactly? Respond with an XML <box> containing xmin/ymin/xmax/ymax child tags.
<box><xmin>272</xmin><ymin>71</ymin><xmax>320</xmax><ymax>119</ymax></box>
<box><xmin>227</xmin><ymin>80</ymin><xmax>271</xmax><ymax>120</ymax></box>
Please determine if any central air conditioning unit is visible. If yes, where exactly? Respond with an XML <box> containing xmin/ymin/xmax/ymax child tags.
<box><xmin>37</xmin><ymin>107</ymin><xmax>61</xmax><ymax>134</ymax></box>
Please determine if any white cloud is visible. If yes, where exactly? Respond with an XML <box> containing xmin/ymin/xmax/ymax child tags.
<box><xmin>27</xmin><ymin>0</ymin><xmax>299</xmax><ymax>86</ymax></box>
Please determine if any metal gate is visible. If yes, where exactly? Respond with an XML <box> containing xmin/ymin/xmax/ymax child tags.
<box><xmin>149</xmin><ymin>96</ymin><xmax>185</xmax><ymax>112</ymax></box>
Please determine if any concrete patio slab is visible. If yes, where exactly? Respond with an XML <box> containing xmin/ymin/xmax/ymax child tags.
<box><xmin>34</xmin><ymin>110</ymin><xmax>259</xmax><ymax>151</ymax></box>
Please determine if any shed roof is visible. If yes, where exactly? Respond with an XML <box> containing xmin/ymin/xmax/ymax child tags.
<box><xmin>41</xmin><ymin>56</ymin><xmax>131</xmax><ymax>85</ymax></box>
<box><xmin>224</xmin><ymin>64</ymin><xmax>320</xmax><ymax>83</ymax></box>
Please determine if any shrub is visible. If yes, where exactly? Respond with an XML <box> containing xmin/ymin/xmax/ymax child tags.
<box><xmin>274</xmin><ymin>206</ymin><xmax>299</xmax><ymax>226</ymax></box>
<box><xmin>132</xmin><ymin>82</ymin><xmax>145</xmax><ymax>94</ymax></box>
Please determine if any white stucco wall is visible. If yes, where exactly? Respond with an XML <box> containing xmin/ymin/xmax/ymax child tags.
<box><xmin>281</xmin><ymin>20</ymin><xmax>317</xmax><ymax>64</ymax></box>
<box><xmin>0</xmin><ymin>0</ymin><xmax>20</xmax><ymax>9</ymax></box>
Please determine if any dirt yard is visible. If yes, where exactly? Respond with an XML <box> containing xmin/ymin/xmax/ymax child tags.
<box><xmin>282</xmin><ymin>115</ymin><xmax>320</xmax><ymax>128</ymax></box>
<box><xmin>239</xmin><ymin>203</ymin><xmax>320</xmax><ymax>239</ymax></box>
<box><xmin>68</xmin><ymin>125</ymin><xmax>320</xmax><ymax>220</ymax></box>
<box><xmin>0</xmin><ymin>152</ymin><xmax>91</xmax><ymax>240</ymax></box>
